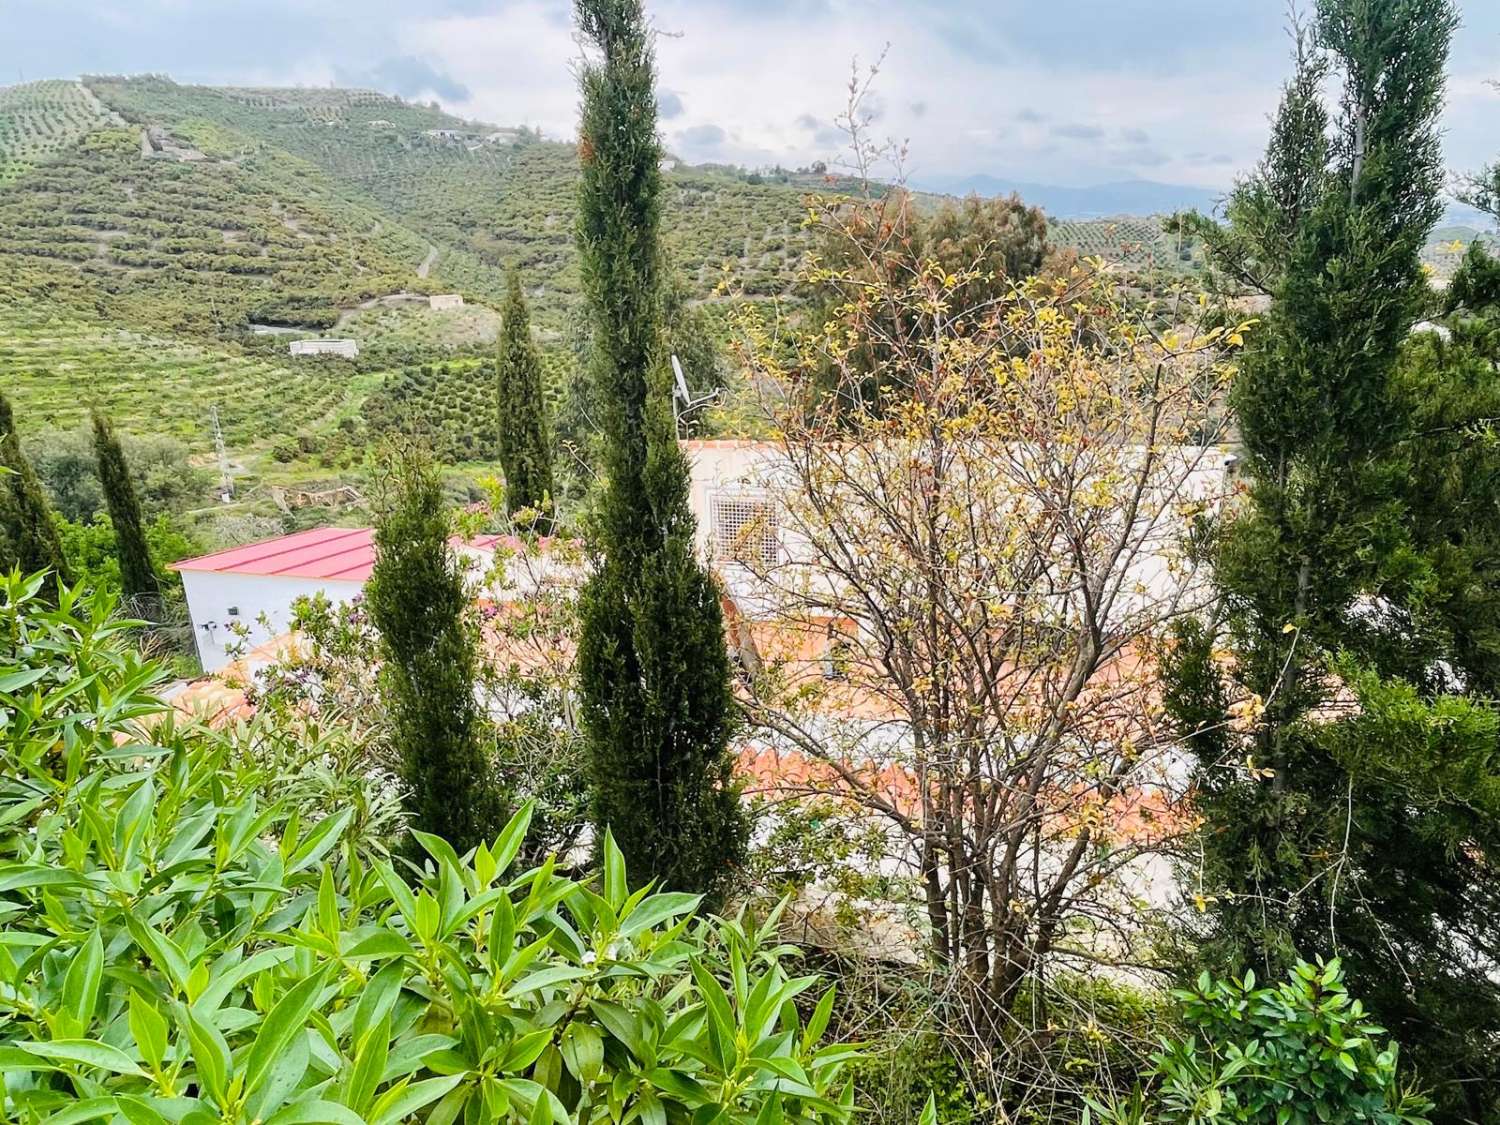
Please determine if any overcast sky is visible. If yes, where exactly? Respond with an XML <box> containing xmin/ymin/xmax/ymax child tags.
<box><xmin>6</xmin><ymin>0</ymin><xmax>1498</xmax><ymax>190</ymax></box>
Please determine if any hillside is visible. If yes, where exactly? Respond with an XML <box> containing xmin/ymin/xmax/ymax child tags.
<box><xmin>0</xmin><ymin>77</ymin><xmax>816</xmax><ymax>502</ymax></box>
<box><xmin>80</xmin><ymin>77</ymin><xmax>809</xmax><ymax>321</ymax></box>
<box><xmin>2</xmin><ymin>76</ymin><xmax>1231</xmax><ymax>349</ymax></box>
<box><xmin>1</xmin><ymin>74</ymin><xmax>1486</xmax><ymax>525</ymax></box>
<box><xmin>0</xmin><ymin>123</ymin><xmax>432</xmax><ymax>336</ymax></box>
<box><xmin>0</xmin><ymin>296</ymin><xmax>359</xmax><ymax>447</ymax></box>
<box><xmin>0</xmin><ymin>80</ymin><xmax>125</xmax><ymax>186</ymax></box>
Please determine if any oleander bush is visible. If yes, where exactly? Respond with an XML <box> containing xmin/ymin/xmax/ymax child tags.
<box><xmin>1088</xmin><ymin>960</ymin><xmax>1431</xmax><ymax>1125</ymax></box>
<box><xmin>0</xmin><ymin>572</ymin><xmax>858</xmax><ymax>1123</ymax></box>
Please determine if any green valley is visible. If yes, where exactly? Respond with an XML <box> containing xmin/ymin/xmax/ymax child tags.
<box><xmin>2</xmin><ymin>74</ymin><xmax>1486</xmax><ymax>535</ymax></box>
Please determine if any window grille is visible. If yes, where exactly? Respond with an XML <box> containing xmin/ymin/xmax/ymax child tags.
<box><xmin>713</xmin><ymin>495</ymin><xmax>779</xmax><ymax>565</ymax></box>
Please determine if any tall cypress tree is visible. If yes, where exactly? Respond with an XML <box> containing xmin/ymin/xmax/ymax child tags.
<box><xmin>573</xmin><ymin>0</ymin><xmax>746</xmax><ymax>899</ymax></box>
<box><xmin>0</xmin><ymin>393</ymin><xmax>72</xmax><ymax>591</ymax></box>
<box><xmin>91</xmin><ymin>411</ymin><xmax>159</xmax><ymax>602</ymax></box>
<box><xmin>365</xmin><ymin>445</ymin><xmax>504</xmax><ymax>853</ymax></box>
<box><xmin>0</xmin><ymin>397</ymin><xmax>17</xmax><ymax>575</ymax></box>
<box><xmin>496</xmin><ymin>268</ymin><xmax>557</xmax><ymax>529</ymax></box>
<box><xmin>1165</xmin><ymin>3</ymin><xmax>1500</xmax><ymax>1116</ymax></box>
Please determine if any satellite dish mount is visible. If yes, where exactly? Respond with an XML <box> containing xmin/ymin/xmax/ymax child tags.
<box><xmin>671</xmin><ymin>353</ymin><xmax>720</xmax><ymax>436</ymax></box>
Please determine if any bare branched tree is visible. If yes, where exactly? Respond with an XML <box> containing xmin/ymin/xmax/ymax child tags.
<box><xmin>729</xmin><ymin>172</ymin><xmax>1245</xmax><ymax>1108</ymax></box>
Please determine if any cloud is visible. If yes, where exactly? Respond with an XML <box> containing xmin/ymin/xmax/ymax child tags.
<box><xmin>677</xmin><ymin>122</ymin><xmax>727</xmax><ymax>155</ymax></box>
<box><xmin>796</xmin><ymin>113</ymin><xmax>844</xmax><ymax>150</ymax></box>
<box><xmin>1108</xmin><ymin>145</ymin><xmax>1170</xmax><ymax>168</ymax></box>
<box><xmin>348</xmin><ymin>55</ymin><xmax>470</xmax><ymax>102</ymax></box>
<box><xmin>1051</xmin><ymin>122</ymin><xmax>1105</xmax><ymax>141</ymax></box>
<box><xmin>10</xmin><ymin>0</ymin><xmax>1499</xmax><ymax>191</ymax></box>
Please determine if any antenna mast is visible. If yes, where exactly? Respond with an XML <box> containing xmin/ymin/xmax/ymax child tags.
<box><xmin>671</xmin><ymin>354</ymin><xmax>720</xmax><ymax>437</ymax></box>
<box><xmin>211</xmin><ymin>405</ymin><xmax>234</xmax><ymax>501</ymax></box>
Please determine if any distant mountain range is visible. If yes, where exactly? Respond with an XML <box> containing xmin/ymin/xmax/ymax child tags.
<box><xmin>914</xmin><ymin>173</ymin><xmax>1496</xmax><ymax>229</ymax></box>
<box><xmin>910</xmin><ymin>176</ymin><xmax>1226</xmax><ymax>219</ymax></box>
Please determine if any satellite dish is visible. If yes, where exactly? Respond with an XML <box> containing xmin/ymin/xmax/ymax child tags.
<box><xmin>670</xmin><ymin>353</ymin><xmax>720</xmax><ymax>434</ymax></box>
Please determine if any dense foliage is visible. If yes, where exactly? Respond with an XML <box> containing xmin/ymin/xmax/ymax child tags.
<box><xmin>574</xmin><ymin>0</ymin><xmax>747</xmax><ymax>901</ymax></box>
<box><xmin>804</xmin><ymin>187</ymin><xmax>1056</xmax><ymax>408</ymax></box>
<box><xmin>0</xmin><ymin>573</ymin><xmax>859</xmax><ymax>1123</ymax></box>
<box><xmin>54</xmin><ymin>511</ymin><xmax>196</xmax><ymax>598</ymax></box>
<box><xmin>92</xmin><ymin>410</ymin><xmax>159</xmax><ymax>600</ymax></box>
<box><xmin>1093</xmin><ymin>960</ymin><xmax>1430</xmax><ymax>1124</ymax></box>
<box><xmin>0</xmin><ymin>393</ymin><xmax>72</xmax><ymax>590</ymax></box>
<box><xmin>26</xmin><ymin>424</ymin><xmax>209</xmax><ymax>525</ymax></box>
<box><xmin>1163</xmin><ymin>3</ymin><xmax>1500</xmax><ymax>1118</ymax></box>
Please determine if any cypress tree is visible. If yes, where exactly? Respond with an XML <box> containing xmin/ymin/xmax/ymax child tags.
<box><xmin>495</xmin><ymin>268</ymin><xmax>557</xmax><ymax>529</ymax></box>
<box><xmin>0</xmin><ymin>397</ymin><xmax>17</xmax><ymax>575</ymax></box>
<box><xmin>365</xmin><ymin>445</ymin><xmax>504</xmax><ymax>853</ymax></box>
<box><xmin>91</xmin><ymin>411</ymin><xmax>159</xmax><ymax>602</ymax></box>
<box><xmin>1165</xmin><ymin>3</ymin><xmax>1500</xmax><ymax>1116</ymax></box>
<box><xmin>0</xmin><ymin>393</ymin><xmax>72</xmax><ymax>591</ymax></box>
<box><xmin>573</xmin><ymin>0</ymin><xmax>747</xmax><ymax>899</ymax></box>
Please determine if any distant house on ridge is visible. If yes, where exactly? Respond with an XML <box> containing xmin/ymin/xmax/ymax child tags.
<box><xmin>289</xmin><ymin>339</ymin><xmax>358</xmax><ymax>358</ymax></box>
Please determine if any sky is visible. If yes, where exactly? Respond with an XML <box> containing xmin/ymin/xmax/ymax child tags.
<box><xmin>5</xmin><ymin>0</ymin><xmax>1498</xmax><ymax>192</ymax></box>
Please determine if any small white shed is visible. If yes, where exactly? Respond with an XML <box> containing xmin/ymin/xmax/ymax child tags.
<box><xmin>290</xmin><ymin>339</ymin><xmax>359</xmax><ymax>358</ymax></box>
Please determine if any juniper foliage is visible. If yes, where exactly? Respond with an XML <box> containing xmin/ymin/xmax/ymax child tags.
<box><xmin>365</xmin><ymin>446</ymin><xmax>504</xmax><ymax>853</ymax></box>
<box><xmin>91</xmin><ymin>411</ymin><xmax>158</xmax><ymax>602</ymax></box>
<box><xmin>573</xmin><ymin>0</ymin><xmax>746</xmax><ymax>900</ymax></box>
<box><xmin>496</xmin><ymin>268</ymin><xmax>556</xmax><ymax>530</ymax></box>
<box><xmin>1165</xmin><ymin>4</ymin><xmax>1500</xmax><ymax>1117</ymax></box>
<box><xmin>0</xmin><ymin>393</ymin><xmax>72</xmax><ymax>592</ymax></box>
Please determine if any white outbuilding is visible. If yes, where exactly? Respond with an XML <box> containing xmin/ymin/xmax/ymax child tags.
<box><xmin>171</xmin><ymin>527</ymin><xmax>520</xmax><ymax>673</ymax></box>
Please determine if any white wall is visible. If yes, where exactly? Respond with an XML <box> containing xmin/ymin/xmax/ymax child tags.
<box><xmin>684</xmin><ymin>442</ymin><xmax>792</xmax><ymax>609</ymax></box>
<box><xmin>180</xmin><ymin>570</ymin><xmax>364</xmax><ymax>673</ymax></box>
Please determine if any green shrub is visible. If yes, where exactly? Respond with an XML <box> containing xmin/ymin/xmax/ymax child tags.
<box><xmin>0</xmin><ymin>572</ymin><xmax>858</xmax><ymax>1123</ymax></box>
<box><xmin>55</xmin><ymin>511</ymin><xmax>198</xmax><ymax>595</ymax></box>
<box><xmin>1089</xmin><ymin>960</ymin><xmax>1431</xmax><ymax>1124</ymax></box>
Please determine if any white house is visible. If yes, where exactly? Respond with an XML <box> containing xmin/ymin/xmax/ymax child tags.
<box><xmin>428</xmin><ymin>293</ymin><xmax>465</xmax><ymax>311</ymax></box>
<box><xmin>682</xmin><ymin>437</ymin><xmax>1230</xmax><ymax>612</ymax></box>
<box><xmin>289</xmin><ymin>339</ymin><xmax>359</xmax><ymax>359</ymax></box>
<box><xmin>172</xmin><ymin>527</ymin><xmax>522</xmax><ymax>673</ymax></box>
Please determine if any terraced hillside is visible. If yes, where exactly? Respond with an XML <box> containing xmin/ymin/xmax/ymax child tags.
<box><xmin>0</xmin><ymin>120</ymin><xmax>434</xmax><ymax>337</ymax></box>
<box><xmin>1049</xmin><ymin>215</ymin><xmax>1203</xmax><ymax>271</ymax></box>
<box><xmin>0</xmin><ymin>80</ymin><xmax>121</xmax><ymax>185</ymax></box>
<box><xmin>0</xmin><ymin>74</ymin><xmax>818</xmax><ymax>506</ymax></box>
<box><xmin>359</xmin><ymin>351</ymin><xmax>577</xmax><ymax>467</ymax></box>
<box><xmin>82</xmin><ymin>77</ymin><xmax>810</xmax><ymax>320</ymax></box>
<box><xmin>0</xmin><ymin>298</ymin><xmax>359</xmax><ymax>448</ymax></box>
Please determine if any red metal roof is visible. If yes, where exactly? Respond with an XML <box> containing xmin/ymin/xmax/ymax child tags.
<box><xmin>171</xmin><ymin>527</ymin><xmax>379</xmax><ymax>581</ymax></box>
<box><xmin>171</xmin><ymin>528</ymin><xmax>536</xmax><ymax>583</ymax></box>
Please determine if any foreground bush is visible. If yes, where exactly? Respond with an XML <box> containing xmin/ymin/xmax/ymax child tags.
<box><xmin>0</xmin><ymin>573</ymin><xmax>857</xmax><ymax>1123</ymax></box>
<box><xmin>1090</xmin><ymin>959</ymin><xmax>1430</xmax><ymax>1124</ymax></box>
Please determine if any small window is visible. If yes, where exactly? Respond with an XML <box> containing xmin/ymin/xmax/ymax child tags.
<box><xmin>714</xmin><ymin>495</ymin><xmax>779</xmax><ymax>566</ymax></box>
